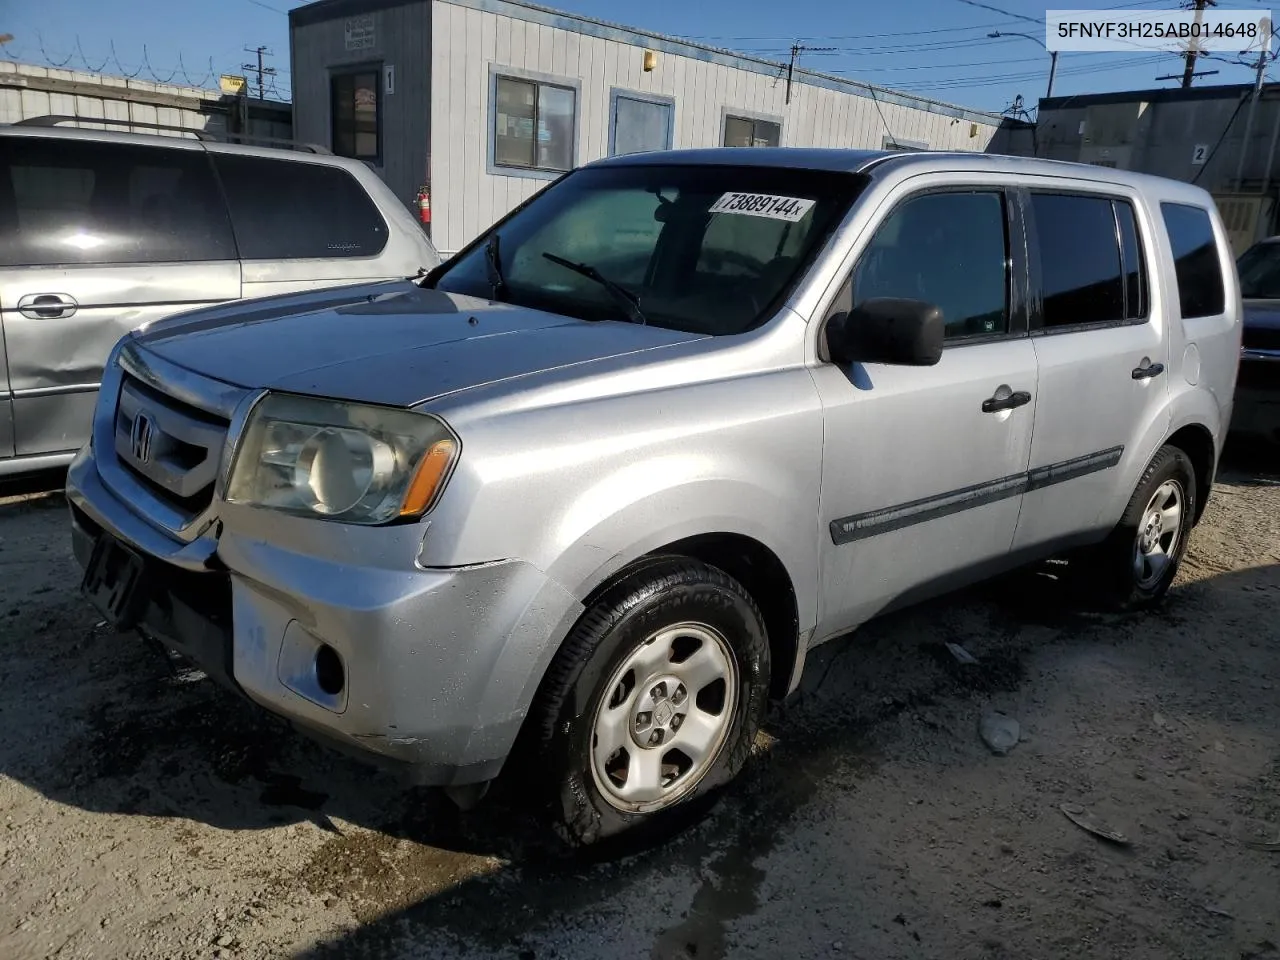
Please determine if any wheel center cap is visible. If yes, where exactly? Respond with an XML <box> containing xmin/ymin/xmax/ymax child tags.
<box><xmin>1140</xmin><ymin>513</ymin><xmax>1162</xmax><ymax>551</ymax></box>
<box><xmin>654</xmin><ymin>701</ymin><xmax>674</xmax><ymax>726</ymax></box>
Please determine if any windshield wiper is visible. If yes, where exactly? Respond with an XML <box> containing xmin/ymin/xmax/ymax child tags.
<box><xmin>541</xmin><ymin>252</ymin><xmax>648</xmax><ymax>325</ymax></box>
<box><xmin>485</xmin><ymin>233</ymin><xmax>507</xmax><ymax>300</ymax></box>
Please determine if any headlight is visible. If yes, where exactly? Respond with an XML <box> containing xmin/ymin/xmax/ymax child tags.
<box><xmin>225</xmin><ymin>393</ymin><xmax>458</xmax><ymax>524</ymax></box>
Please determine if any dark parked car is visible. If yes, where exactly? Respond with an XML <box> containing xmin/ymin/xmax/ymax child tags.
<box><xmin>1233</xmin><ymin>237</ymin><xmax>1280</xmax><ymax>443</ymax></box>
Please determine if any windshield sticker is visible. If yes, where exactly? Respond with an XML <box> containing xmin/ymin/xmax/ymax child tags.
<box><xmin>708</xmin><ymin>192</ymin><xmax>816</xmax><ymax>222</ymax></box>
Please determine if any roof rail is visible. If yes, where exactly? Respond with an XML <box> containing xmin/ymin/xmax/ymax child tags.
<box><xmin>10</xmin><ymin>115</ymin><xmax>332</xmax><ymax>155</ymax></box>
<box><xmin>13</xmin><ymin>115</ymin><xmax>214</xmax><ymax>140</ymax></box>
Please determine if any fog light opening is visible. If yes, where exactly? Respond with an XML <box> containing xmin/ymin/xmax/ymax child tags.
<box><xmin>314</xmin><ymin>644</ymin><xmax>346</xmax><ymax>696</ymax></box>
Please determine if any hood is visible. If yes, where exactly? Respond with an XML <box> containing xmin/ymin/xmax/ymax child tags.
<box><xmin>1243</xmin><ymin>298</ymin><xmax>1280</xmax><ymax>331</ymax></box>
<box><xmin>135</xmin><ymin>280</ymin><xmax>706</xmax><ymax>407</ymax></box>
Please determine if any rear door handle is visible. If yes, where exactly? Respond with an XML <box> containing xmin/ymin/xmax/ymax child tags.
<box><xmin>1131</xmin><ymin>361</ymin><xmax>1165</xmax><ymax>380</ymax></box>
<box><xmin>981</xmin><ymin>388</ymin><xmax>1032</xmax><ymax>413</ymax></box>
<box><xmin>17</xmin><ymin>293</ymin><xmax>78</xmax><ymax>319</ymax></box>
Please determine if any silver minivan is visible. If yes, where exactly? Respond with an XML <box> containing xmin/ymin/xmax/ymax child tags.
<box><xmin>65</xmin><ymin>148</ymin><xmax>1241</xmax><ymax>847</ymax></box>
<box><xmin>0</xmin><ymin>119</ymin><xmax>439</xmax><ymax>477</ymax></box>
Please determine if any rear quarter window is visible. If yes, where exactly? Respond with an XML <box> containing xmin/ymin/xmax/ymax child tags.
<box><xmin>1160</xmin><ymin>202</ymin><xmax>1225</xmax><ymax>318</ymax></box>
<box><xmin>212</xmin><ymin>154</ymin><xmax>388</xmax><ymax>260</ymax></box>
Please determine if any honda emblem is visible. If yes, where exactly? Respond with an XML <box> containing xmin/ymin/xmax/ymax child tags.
<box><xmin>130</xmin><ymin>412</ymin><xmax>155</xmax><ymax>464</ymax></box>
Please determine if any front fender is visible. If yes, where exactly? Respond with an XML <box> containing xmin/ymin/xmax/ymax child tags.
<box><xmin>544</xmin><ymin>475</ymin><xmax>819</xmax><ymax>638</ymax></box>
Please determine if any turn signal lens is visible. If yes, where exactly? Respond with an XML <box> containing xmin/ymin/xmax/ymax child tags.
<box><xmin>400</xmin><ymin>439</ymin><xmax>457</xmax><ymax>516</ymax></box>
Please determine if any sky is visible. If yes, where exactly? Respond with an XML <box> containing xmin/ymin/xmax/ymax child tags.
<box><xmin>1</xmin><ymin>0</ymin><xmax>1276</xmax><ymax>114</ymax></box>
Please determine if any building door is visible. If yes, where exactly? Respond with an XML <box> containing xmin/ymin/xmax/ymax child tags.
<box><xmin>610</xmin><ymin>92</ymin><xmax>673</xmax><ymax>157</ymax></box>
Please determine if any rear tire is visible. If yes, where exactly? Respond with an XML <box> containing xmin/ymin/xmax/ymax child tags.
<box><xmin>1085</xmin><ymin>444</ymin><xmax>1197</xmax><ymax>609</ymax></box>
<box><xmin>531</xmin><ymin>558</ymin><xmax>770</xmax><ymax>849</ymax></box>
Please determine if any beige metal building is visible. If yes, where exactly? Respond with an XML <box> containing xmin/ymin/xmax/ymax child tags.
<box><xmin>1</xmin><ymin>60</ymin><xmax>292</xmax><ymax>143</ymax></box>
<box><xmin>1035</xmin><ymin>84</ymin><xmax>1280</xmax><ymax>254</ymax></box>
<box><xmin>289</xmin><ymin>0</ymin><xmax>1017</xmax><ymax>254</ymax></box>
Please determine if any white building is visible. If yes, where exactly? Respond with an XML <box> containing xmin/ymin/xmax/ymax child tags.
<box><xmin>290</xmin><ymin>0</ymin><xmax>1019</xmax><ymax>254</ymax></box>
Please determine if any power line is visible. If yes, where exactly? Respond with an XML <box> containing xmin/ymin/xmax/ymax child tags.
<box><xmin>955</xmin><ymin>0</ymin><xmax>1044</xmax><ymax>26</ymax></box>
<box><xmin>887</xmin><ymin>55</ymin><xmax>1167</xmax><ymax>91</ymax></box>
<box><xmin>684</xmin><ymin>20</ymin><xmax>1021</xmax><ymax>42</ymax></box>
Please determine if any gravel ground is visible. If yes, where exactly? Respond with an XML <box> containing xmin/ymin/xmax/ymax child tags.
<box><xmin>1</xmin><ymin>446</ymin><xmax>1278</xmax><ymax>960</ymax></box>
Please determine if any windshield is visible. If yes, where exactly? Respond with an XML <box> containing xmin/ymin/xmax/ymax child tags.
<box><xmin>1237</xmin><ymin>240</ymin><xmax>1280</xmax><ymax>298</ymax></box>
<box><xmin>433</xmin><ymin>164</ymin><xmax>865</xmax><ymax>335</ymax></box>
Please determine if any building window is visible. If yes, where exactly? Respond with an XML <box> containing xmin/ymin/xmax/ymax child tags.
<box><xmin>882</xmin><ymin>136</ymin><xmax>929</xmax><ymax>151</ymax></box>
<box><xmin>331</xmin><ymin>68</ymin><xmax>381</xmax><ymax>162</ymax></box>
<box><xmin>493</xmin><ymin>75</ymin><xmax>576</xmax><ymax>172</ymax></box>
<box><xmin>609</xmin><ymin>90</ymin><xmax>674</xmax><ymax>157</ymax></box>
<box><xmin>723</xmin><ymin>114</ymin><xmax>780</xmax><ymax>148</ymax></box>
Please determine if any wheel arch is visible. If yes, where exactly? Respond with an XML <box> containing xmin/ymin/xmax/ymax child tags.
<box><xmin>578</xmin><ymin>532</ymin><xmax>802</xmax><ymax>703</ymax></box>
<box><xmin>1165</xmin><ymin>421</ymin><xmax>1216</xmax><ymax>525</ymax></box>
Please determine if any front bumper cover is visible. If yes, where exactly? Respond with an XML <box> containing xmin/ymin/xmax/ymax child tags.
<box><xmin>66</xmin><ymin>445</ymin><xmax>585</xmax><ymax>787</ymax></box>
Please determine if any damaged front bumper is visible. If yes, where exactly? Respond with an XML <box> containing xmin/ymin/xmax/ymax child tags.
<box><xmin>66</xmin><ymin>442</ymin><xmax>585</xmax><ymax>787</ymax></box>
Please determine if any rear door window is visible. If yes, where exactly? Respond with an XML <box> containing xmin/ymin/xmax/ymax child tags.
<box><xmin>1160</xmin><ymin>202</ymin><xmax>1225</xmax><ymax>318</ymax></box>
<box><xmin>212</xmin><ymin>154</ymin><xmax>388</xmax><ymax>260</ymax></box>
<box><xmin>1029</xmin><ymin>193</ymin><xmax>1126</xmax><ymax>329</ymax></box>
<box><xmin>0</xmin><ymin>137</ymin><xmax>235</xmax><ymax>267</ymax></box>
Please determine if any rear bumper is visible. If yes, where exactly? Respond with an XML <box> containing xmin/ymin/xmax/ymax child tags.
<box><xmin>67</xmin><ymin>445</ymin><xmax>585</xmax><ymax>787</ymax></box>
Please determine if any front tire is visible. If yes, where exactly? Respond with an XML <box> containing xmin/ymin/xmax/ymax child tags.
<box><xmin>1088</xmin><ymin>444</ymin><xmax>1197</xmax><ymax>609</ymax></box>
<box><xmin>532</xmin><ymin>558</ymin><xmax>770</xmax><ymax>849</ymax></box>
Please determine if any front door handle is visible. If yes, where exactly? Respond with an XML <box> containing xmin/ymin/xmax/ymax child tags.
<box><xmin>17</xmin><ymin>293</ymin><xmax>78</xmax><ymax>319</ymax></box>
<box><xmin>981</xmin><ymin>388</ymin><xmax>1032</xmax><ymax>413</ymax></box>
<box><xmin>1131</xmin><ymin>361</ymin><xmax>1165</xmax><ymax>380</ymax></box>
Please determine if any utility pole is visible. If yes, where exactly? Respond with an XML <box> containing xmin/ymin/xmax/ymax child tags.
<box><xmin>242</xmin><ymin>45</ymin><xmax>277</xmax><ymax>100</ymax></box>
<box><xmin>1181</xmin><ymin>0</ymin><xmax>1215</xmax><ymax>88</ymax></box>
<box><xmin>786</xmin><ymin>43</ymin><xmax>835</xmax><ymax>105</ymax></box>
<box><xmin>1234</xmin><ymin>17</ymin><xmax>1272</xmax><ymax>189</ymax></box>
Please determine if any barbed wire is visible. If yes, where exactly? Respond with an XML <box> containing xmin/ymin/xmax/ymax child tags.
<box><xmin>8</xmin><ymin>33</ymin><xmax>292</xmax><ymax>100</ymax></box>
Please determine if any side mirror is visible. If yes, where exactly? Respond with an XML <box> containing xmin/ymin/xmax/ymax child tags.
<box><xmin>825</xmin><ymin>297</ymin><xmax>944</xmax><ymax>366</ymax></box>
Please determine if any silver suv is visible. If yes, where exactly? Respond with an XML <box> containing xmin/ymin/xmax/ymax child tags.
<box><xmin>65</xmin><ymin>148</ymin><xmax>1241</xmax><ymax>846</ymax></box>
<box><xmin>0</xmin><ymin>118</ymin><xmax>439</xmax><ymax>478</ymax></box>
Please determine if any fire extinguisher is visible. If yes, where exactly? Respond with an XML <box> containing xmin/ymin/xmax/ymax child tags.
<box><xmin>416</xmin><ymin>184</ymin><xmax>431</xmax><ymax>233</ymax></box>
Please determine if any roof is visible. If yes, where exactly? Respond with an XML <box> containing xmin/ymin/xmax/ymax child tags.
<box><xmin>289</xmin><ymin>0</ymin><xmax>1005</xmax><ymax>126</ymax></box>
<box><xmin>589</xmin><ymin>147</ymin><xmax>892</xmax><ymax>172</ymax></box>
<box><xmin>1041</xmin><ymin>82</ymin><xmax>1268</xmax><ymax>111</ymax></box>
<box><xmin>589</xmin><ymin>146</ymin><xmax>1217</xmax><ymax>196</ymax></box>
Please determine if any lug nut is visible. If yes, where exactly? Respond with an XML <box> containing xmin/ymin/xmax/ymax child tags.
<box><xmin>649</xmin><ymin>730</ymin><xmax>664</xmax><ymax>746</ymax></box>
<box><xmin>651</xmin><ymin>683</ymin><xmax>666</xmax><ymax>700</ymax></box>
<box><xmin>671</xmin><ymin>714</ymin><xmax>683</xmax><ymax>730</ymax></box>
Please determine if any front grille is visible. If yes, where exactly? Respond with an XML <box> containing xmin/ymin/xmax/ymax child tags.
<box><xmin>114</xmin><ymin>374</ymin><xmax>230</xmax><ymax>521</ymax></box>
